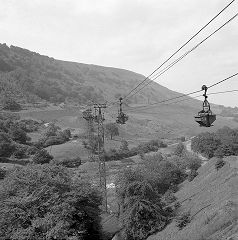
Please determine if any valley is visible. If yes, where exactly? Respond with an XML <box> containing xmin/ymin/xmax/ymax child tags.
<box><xmin>0</xmin><ymin>44</ymin><xmax>238</xmax><ymax>240</ymax></box>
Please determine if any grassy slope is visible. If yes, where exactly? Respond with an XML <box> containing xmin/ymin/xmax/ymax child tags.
<box><xmin>148</xmin><ymin>156</ymin><xmax>238</xmax><ymax>240</ymax></box>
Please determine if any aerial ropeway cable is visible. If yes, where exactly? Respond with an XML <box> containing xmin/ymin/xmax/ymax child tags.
<box><xmin>126</xmin><ymin>73</ymin><xmax>238</xmax><ymax>112</ymax></box>
<box><xmin>118</xmin><ymin>0</ymin><xmax>236</xmax><ymax>102</ymax></box>
<box><xmin>124</xmin><ymin>13</ymin><xmax>238</xmax><ymax>101</ymax></box>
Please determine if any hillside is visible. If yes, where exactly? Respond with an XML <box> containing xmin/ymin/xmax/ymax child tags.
<box><xmin>147</xmin><ymin>156</ymin><xmax>238</xmax><ymax>240</ymax></box>
<box><xmin>1</xmin><ymin>43</ymin><xmax>238</xmax><ymax>138</ymax></box>
<box><xmin>0</xmin><ymin>43</ymin><xmax>203</xmax><ymax>107</ymax></box>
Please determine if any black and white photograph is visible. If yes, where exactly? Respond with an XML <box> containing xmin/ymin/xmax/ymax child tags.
<box><xmin>0</xmin><ymin>0</ymin><xmax>237</xmax><ymax>239</ymax></box>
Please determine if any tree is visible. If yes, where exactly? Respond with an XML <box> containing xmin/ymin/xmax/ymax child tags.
<box><xmin>215</xmin><ymin>158</ymin><xmax>226</xmax><ymax>170</ymax></box>
<box><xmin>116</xmin><ymin>169</ymin><xmax>167</xmax><ymax>240</ymax></box>
<box><xmin>119</xmin><ymin>140</ymin><xmax>129</xmax><ymax>152</ymax></box>
<box><xmin>0</xmin><ymin>164</ymin><xmax>103</xmax><ymax>240</ymax></box>
<box><xmin>174</xmin><ymin>142</ymin><xmax>185</xmax><ymax>157</ymax></box>
<box><xmin>32</xmin><ymin>149</ymin><xmax>53</xmax><ymax>164</ymax></box>
<box><xmin>9</xmin><ymin>127</ymin><xmax>30</xmax><ymax>144</ymax></box>
<box><xmin>43</xmin><ymin>123</ymin><xmax>59</xmax><ymax>138</ymax></box>
<box><xmin>0</xmin><ymin>168</ymin><xmax>6</xmax><ymax>179</ymax></box>
<box><xmin>191</xmin><ymin>132</ymin><xmax>221</xmax><ymax>158</ymax></box>
<box><xmin>2</xmin><ymin>97</ymin><xmax>21</xmax><ymax>111</ymax></box>
<box><xmin>0</xmin><ymin>132</ymin><xmax>15</xmax><ymax>157</ymax></box>
<box><xmin>105</xmin><ymin>123</ymin><xmax>119</xmax><ymax>140</ymax></box>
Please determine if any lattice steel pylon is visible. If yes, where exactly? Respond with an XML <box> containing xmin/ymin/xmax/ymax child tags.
<box><xmin>82</xmin><ymin>108</ymin><xmax>95</xmax><ymax>161</ymax></box>
<box><xmin>94</xmin><ymin>103</ymin><xmax>107</xmax><ymax>212</ymax></box>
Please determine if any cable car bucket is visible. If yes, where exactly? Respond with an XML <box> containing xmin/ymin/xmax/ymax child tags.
<box><xmin>116</xmin><ymin>97</ymin><xmax>129</xmax><ymax>124</ymax></box>
<box><xmin>194</xmin><ymin>85</ymin><xmax>216</xmax><ymax>127</ymax></box>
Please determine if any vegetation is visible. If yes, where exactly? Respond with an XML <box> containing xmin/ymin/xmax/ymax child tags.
<box><xmin>105</xmin><ymin>122</ymin><xmax>119</xmax><ymax>140</ymax></box>
<box><xmin>188</xmin><ymin>169</ymin><xmax>198</xmax><ymax>182</ymax></box>
<box><xmin>115</xmin><ymin>153</ymin><xmax>186</xmax><ymax>240</ymax></box>
<box><xmin>116</xmin><ymin>169</ymin><xmax>168</xmax><ymax>240</ymax></box>
<box><xmin>0</xmin><ymin>168</ymin><xmax>6</xmax><ymax>180</ymax></box>
<box><xmin>191</xmin><ymin>127</ymin><xmax>238</xmax><ymax>158</ymax></box>
<box><xmin>174</xmin><ymin>142</ymin><xmax>186</xmax><ymax>157</ymax></box>
<box><xmin>53</xmin><ymin>157</ymin><xmax>82</xmax><ymax>168</ymax></box>
<box><xmin>35</xmin><ymin>124</ymin><xmax>71</xmax><ymax>148</ymax></box>
<box><xmin>176</xmin><ymin>211</ymin><xmax>191</xmax><ymax>230</ymax></box>
<box><xmin>215</xmin><ymin>158</ymin><xmax>226</xmax><ymax>171</ymax></box>
<box><xmin>2</xmin><ymin>97</ymin><xmax>21</xmax><ymax>111</ymax></box>
<box><xmin>0</xmin><ymin>132</ymin><xmax>15</xmax><ymax>157</ymax></box>
<box><xmin>0</xmin><ymin>164</ymin><xmax>103</xmax><ymax>240</ymax></box>
<box><xmin>32</xmin><ymin>149</ymin><xmax>53</xmax><ymax>164</ymax></box>
<box><xmin>104</xmin><ymin>139</ymin><xmax>167</xmax><ymax>162</ymax></box>
<box><xmin>0</xmin><ymin>113</ymin><xmax>41</xmax><ymax>159</ymax></box>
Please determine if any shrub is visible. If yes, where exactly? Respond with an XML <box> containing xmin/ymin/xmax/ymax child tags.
<box><xmin>26</xmin><ymin>146</ymin><xmax>39</xmax><ymax>155</ymax></box>
<box><xmin>56</xmin><ymin>157</ymin><xmax>81</xmax><ymax>168</ymax></box>
<box><xmin>18</xmin><ymin>119</ymin><xmax>39</xmax><ymax>132</ymax></box>
<box><xmin>12</xmin><ymin>145</ymin><xmax>27</xmax><ymax>159</ymax></box>
<box><xmin>119</xmin><ymin>140</ymin><xmax>129</xmax><ymax>152</ymax></box>
<box><xmin>174</xmin><ymin>142</ymin><xmax>185</xmax><ymax>156</ymax></box>
<box><xmin>191</xmin><ymin>132</ymin><xmax>221</xmax><ymax>158</ymax></box>
<box><xmin>0</xmin><ymin>168</ymin><xmax>6</xmax><ymax>179</ymax></box>
<box><xmin>61</xmin><ymin>129</ymin><xmax>71</xmax><ymax>139</ymax></box>
<box><xmin>188</xmin><ymin>169</ymin><xmax>198</xmax><ymax>182</ymax></box>
<box><xmin>2</xmin><ymin>98</ymin><xmax>21</xmax><ymax>111</ymax></box>
<box><xmin>215</xmin><ymin>158</ymin><xmax>226</xmax><ymax>170</ymax></box>
<box><xmin>176</xmin><ymin>211</ymin><xmax>191</xmax><ymax>230</ymax></box>
<box><xmin>0</xmin><ymin>132</ymin><xmax>15</xmax><ymax>157</ymax></box>
<box><xmin>0</xmin><ymin>112</ymin><xmax>20</xmax><ymax>121</ymax></box>
<box><xmin>105</xmin><ymin>122</ymin><xmax>119</xmax><ymax>140</ymax></box>
<box><xmin>161</xmin><ymin>189</ymin><xmax>177</xmax><ymax>205</ymax></box>
<box><xmin>43</xmin><ymin>135</ymin><xmax>65</xmax><ymax>147</ymax></box>
<box><xmin>9</xmin><ymin>127</ymin><xmax>30</xmax><ymax>144</ymax></box>
<box><xmin>44</xmin><ymin>123</ymin><xmax>60</xmax><ymax>138</ymax></box>
<box><xmin>185</xmin><ymin>154</ymin><xmax>202</xmax><ymax>171</ymax></box>
<box><xmin>32</xmin><ymin>149</ymin><xmax>53</xmax><ymax>164</ymax></box>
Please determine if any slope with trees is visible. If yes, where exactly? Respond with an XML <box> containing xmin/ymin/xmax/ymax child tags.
<box><xmin>0</xmin><ymin>164</ymin><xmax>103</xmax><ymax>240</ymax></box>
<box><xmin>191</xmin><ymin>126</ymin><xmax>238</xmax><ymax>158</ymax></box>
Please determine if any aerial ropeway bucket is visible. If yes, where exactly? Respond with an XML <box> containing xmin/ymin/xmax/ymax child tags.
<box><xmin>194</xmin><ymin>85</ymin><xmax>216</xmax><ymax>127</ymax></box>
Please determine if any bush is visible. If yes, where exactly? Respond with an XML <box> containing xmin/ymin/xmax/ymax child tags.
<box><xmin>26</xmin><ymin>146</ymin><xmax>39</xmax><ymax>155</ymax></box>
<box><xmin>12</xmin><ymin>145</ymin><xmax>27</xmax><ymax>159</ymax></box>
<box><xmin>174</xmin><ymin>142</ymin><xmax>185</xmax><ymax>156</ymax></box>
<box><xmin>215</xmin><ymin>158</ymin><xmax>226</xmax><ymax>170</ymax></box>
<box><xmin>161</xmin><ymin>189</ymin><xmax>177</xmax><ymax>205</ymax></box>
<box><xmin>44</xmin><ymin>123</ymin><xmax>60</xmax><ymax>138</ymax></box>
<box><xmin>9</xmin><ymin>127</ymin><xmax>30</xmax><ymax>144</ymax></box>
<box><xmin>0</xmin><ymin>168</ymin><xmax>6</xmax><ymax>179</ymax></box>
<box><xmin>18</xmin><ymin>119</ymin><xmax>39</xmax><ymax>132</ymax></box>
<box><xmin>2</xmin><ymin>98</ymin><xmax>21</xmax><ymax>111</ymax></box>
<box><xmin>176</xmin><ymin>211</ymin><xmax>191</xmax><ymax>230</ymax></box>
<box><xmin>61</xmin><ymin>129</ymin><xmax>71</xmax><ymax>139</ymax></box>
<box><xmin>0</xmin><ymin>143</ymin><xmax>15</xmax><ymax>157</ymax></box>
<box><xmin>43</xmin><ymin>135</ymin><xmax>65</xmax><ymax>147</ymax></box>
<box><xmin>0</xmin><ymin>112</ymin><xmax>20</xmax><ymax>121</ymax></box>
<box><xmin>58</xmin><ymin>157</ymin><xmax>81</xmax><ymax>168</ymax></box>
<box><xmin>32</xmin><ymin>149</ymin><xmax>53</xmax><ymax>164</ymax></box>
<box><xmin>191</xmin><ymin>132</ymin><xmax>221</xmax><ymax>158</ymax></box>
<box><xmin>185</xmin><ymin>154</ymin><xmax>202</xmax><ymax>171</ymax></box>
<box><xmin>188</xmin><ymin>169</ymin><xmax>198</xmax><ymax>182</ymax></box>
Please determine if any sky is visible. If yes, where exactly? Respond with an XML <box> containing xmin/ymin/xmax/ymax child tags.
<box><xmin>1</xmin><ymin>0</ymin><xmax>237</xmax><ymax>107</ymax></box>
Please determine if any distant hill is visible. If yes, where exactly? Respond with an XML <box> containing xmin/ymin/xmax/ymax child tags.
<box><xmin>0</xmin><ymin>43</ymin><xmax>204</xmax><ymax>108</ymax></box>
<box><xmin>1</xmin><ymin>43</ymin><xmax>238</xmax><ymax>137</ymax></box>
